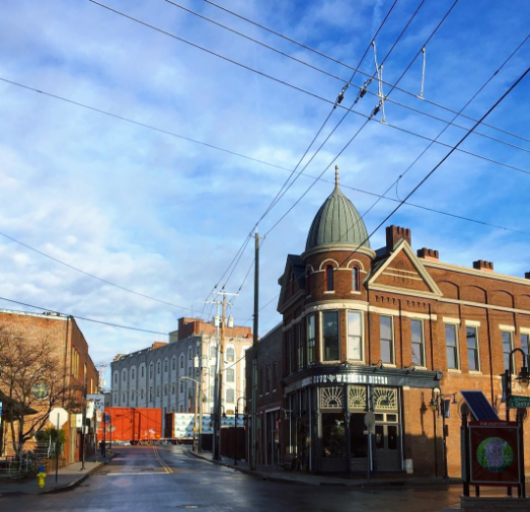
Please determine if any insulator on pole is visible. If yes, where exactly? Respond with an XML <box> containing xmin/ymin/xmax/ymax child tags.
<box><xmin>418</xmin><ymin>47</ymin><xmax>426</xmax><ymax>98</ymax></box>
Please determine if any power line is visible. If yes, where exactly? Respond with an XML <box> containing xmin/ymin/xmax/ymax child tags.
<box><xmin>257</xmin><ymin>62</ymin><xmax>530</xmax><ymax>317</ymax></box>
<box><xmin>0</xmin><ymin>229</ymin><xmax>194</xmax><ymax>312</ymax></box>
<box><xmin>2</xmin><ymin>76</ymin><xmax>527</xmax><ymax>238</ymax></box>
<box><xmin>198</xmin><ymin>0</ymin><xmax>530</xmax><ymax>147</ymax></box>
<box><xmin>193</xmin><ymin>0</ymin><xmax>401</xmax><ymax>303</ymax></box>
<box><xmin>0</xmin><ymin>296</ymin><xmax>169</xmax><ymax>335</ymax></box>
<box><xmin>263</xmin><ymin>0</ymin><xmax>461</xmax><ymax>236</ymax></box>
<box><xmin>85</xmin><ymin>1</ymin><xmax>530</xmax><ymax>180</ymax></box>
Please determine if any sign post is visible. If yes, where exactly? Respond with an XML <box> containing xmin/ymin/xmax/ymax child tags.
<box><xmin>49</xmin><ymin>407</ymin><xmax>68</xmax><ymax>483</ymax></box>
<box><xmin>364</xmin><ymin>411</ymin><xmax>375</xmax><ymax>480</ymax></box>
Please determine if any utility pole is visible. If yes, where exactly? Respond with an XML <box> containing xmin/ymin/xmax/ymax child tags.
<box><xmin>250</xmin><ymin>230</ymin><xmax>259</xmax><ymax>470</ymax></box>
<box><xmin>206</xmin><ymin>289</ymin><xmax>238</xmax><ymax>461</ymax></box>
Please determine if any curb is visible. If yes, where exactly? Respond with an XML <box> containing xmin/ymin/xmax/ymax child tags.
<box><xmin>40</xmin><ymin>453</ymin><xmax>117</xmax><ymax>495</ymax></box>
<box><xmin>186</xmin><ymin>450</ymin><xmax>462</xmax><ymax>488</ymax></box>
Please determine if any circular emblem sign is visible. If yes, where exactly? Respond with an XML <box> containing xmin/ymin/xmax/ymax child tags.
<box><xmin>32</xmin><ymin>382</ymin><xmax>50</xmax><ymax>400</ymax></box>
<box><xmin>476</xmin><ymin>437</ymin><xmax>514</xmax><ymax>473</ymax></box>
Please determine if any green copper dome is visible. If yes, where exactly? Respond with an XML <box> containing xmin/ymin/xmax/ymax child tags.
<box><xmin>305</xmin><ymin>167</ymin><xmax>370</xmax><ymax>251</ymax></box>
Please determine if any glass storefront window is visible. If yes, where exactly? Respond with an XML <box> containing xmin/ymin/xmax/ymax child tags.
<box><xmin>323</xmin><ymin>311</ymin><xmax>339</xmax><ymax>361</ymax></box>
<box><xmin>322</xmin><ymin>413</ymin><xmax>346</xmax><ymax>458</ymax></box>
<box><xmin>375</xmin><ymin>425</ymin><xmax>384</xmax><ymax>450</ymax></box>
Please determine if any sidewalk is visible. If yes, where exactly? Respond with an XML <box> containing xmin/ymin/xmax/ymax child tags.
<box><xmin>0</xmin><ymin>454</ymin><xmax>114</xmax><ymax>497</ymax></box>
<box><xmin>186</xmin><ymin>450</ymin><xmax>461</xmax><ymax>488</ymax></box>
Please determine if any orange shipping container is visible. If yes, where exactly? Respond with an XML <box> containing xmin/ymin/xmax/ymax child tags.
<box><xmin>98</xmin><ymin>407</ymin><xmax>162</xmax><ymax>445</ymax></box>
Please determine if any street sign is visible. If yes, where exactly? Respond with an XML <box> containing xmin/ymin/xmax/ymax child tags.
<box><xmin>50</xmin><ymin>407</ymin><xmax>69</xmax><ymax>429</ymax></box>
<box><xmin>508</xmin><ymin>395</ymin><xmax>530</xmax><ymax>409</ymax></box>
<box><xmin>364</xmin><ymin>411</ymin><xmax>376</xmax><ymax>434</ymax></box>
<box><xmin>87</xmin><ymin>394</ymin><xmax>105</xmax><ymax>413</ymax></box>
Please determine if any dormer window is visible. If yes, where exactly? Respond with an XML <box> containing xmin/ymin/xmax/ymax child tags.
<box><xmin>352</xmin><ymin>267</ymin><xmax>360</xmax><ymax>291</ymax></box>
<box><xmin>326</xmin><ymin>265</ymin><xmax>334</xmax><ymax>291</ymax></box>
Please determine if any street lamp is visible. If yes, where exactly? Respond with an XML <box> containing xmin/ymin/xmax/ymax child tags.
<box><xmin>505</xmin><ymin>347</ymin><xmax>530</xmax><ymax>421</ymax></box>
<box><xmin>430</xmin><ymin>387</ymin><xmax>457</xmax><ymax>479</ymax></box>
<box><xmin>234</xmin><ymin>397</ymin><xmax>247</xmax><ymax>465</ymax></box>
<box><xmin>180</xmin><ymin>376</ymin><xmax>200</xmax><ymax>452</ymax></box>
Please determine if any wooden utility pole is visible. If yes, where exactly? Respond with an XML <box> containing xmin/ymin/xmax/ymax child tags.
<box><xmin>207</xmin><ymin>289</ymin><xmax>238</xmax><ymax>461</ymax></box>
<box><xmin>250</xmin><ymin>230</ymin><xmax>259</xmax><ymax>470</ymax></box>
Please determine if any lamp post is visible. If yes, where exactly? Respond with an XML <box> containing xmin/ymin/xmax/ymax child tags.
<box><xmin>180</xmin><ymin>377</ymin><xmax>199</xmax><ymax>452</ymax></box>
<box><xmin>503</xmin><ymin>347</ymin><xmax>530</xmax><ymax>498</ymax></box>
<box><xmin>505</xmin><ymin>347</ymin><xmax>530</xmax><ymax>421</ymax></box>
<box><xmin>429</xmin><ymin>388</ymin><xmax>457</xmax><ymax>479</ymax></box>
<box><xmin>234</xmin><ymin>397</ymin><xmax>247</xmax><ymax>465</ymax></box>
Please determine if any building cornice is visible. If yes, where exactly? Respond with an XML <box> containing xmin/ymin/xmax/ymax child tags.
<box><xmin>423</xmin><ymin>259</ymin><xmax>530</xmax><ymax>287</ymax></box>
<box><xmin>301</xmin><ymin>245</ymin><xmax>375</xmax><ymax>261</ymax></box>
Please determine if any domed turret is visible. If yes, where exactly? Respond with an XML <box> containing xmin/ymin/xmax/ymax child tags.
<box><xmin>305</xmin><ymin>166</ymin><xmax>370</xmax><ymax>251</ymax></box>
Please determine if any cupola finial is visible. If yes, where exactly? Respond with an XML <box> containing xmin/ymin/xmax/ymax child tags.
<box><xmin>335</xmin><ymin>165</ymin><xmax>339</xmax><ymax>187</ymax></box>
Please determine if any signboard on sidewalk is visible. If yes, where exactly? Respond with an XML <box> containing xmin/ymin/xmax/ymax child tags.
<box><xmin>508</xmin><ymin>395</ymin><xmax>530</xmax><ymax>409</ymax></box>
<box><xmin>469</xmin><ymin>421</ymin><xmax>520</xmax><ymax>485</ymax></box>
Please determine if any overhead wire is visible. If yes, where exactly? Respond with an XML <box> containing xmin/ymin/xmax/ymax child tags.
<box><xmin>0</xmin><ymin>229</ymin><xmax>194</xmax><ymax>312</ymax></box>
<box><xmin>0</xmin><ymin>296</ymin><xmax>169</xmax><ymax>335</ymax></box>
<box><xmin>258</xmin><ymin>60</ymin><xmax>530</xmax><ymax>314</ymax></box>
<box><xmin>198</xmin><ymin>0</ymin><xmax>530</xmax><ymax>147</ymax></box>
<box><xmin>263</xmin><ymin>0</ymin><xmax>461</xmax><ymax>236</ymax></box>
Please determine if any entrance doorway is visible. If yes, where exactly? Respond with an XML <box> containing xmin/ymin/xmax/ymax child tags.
<box><xmin>373</xmin><ymin>413</ymin><xmax>401</xmax><ymax>471</ymax></box>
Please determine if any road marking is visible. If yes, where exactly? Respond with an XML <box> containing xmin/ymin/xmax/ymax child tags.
<box><xmin>153</xmin><ymin>445</ymin><xmax>173</xmax><ymax>474</ymax></box>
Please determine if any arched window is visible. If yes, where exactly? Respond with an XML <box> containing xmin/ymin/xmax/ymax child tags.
<box><xmin>172</xmin><ymin>357</ymin><xmax>176</xmax><ymax>370</ymax></box>
<box><xmin>226</xmin><ymin>348</ymin><xmax>235</xmax><ymax>362</ymax></box>
<box><xmin>352</xmin><ymin>266</ymin><xmax>360</xmax><ymax>291</ymax></box>
<box><xmin>149</xmin><ymin>363</ymin><xmax>154</xmax><ymax>378</ymax></box>
<box><xmin>326</xmin><ymin>265</ymin><xmax>334</xmax><ymax>291</ymax></box>
<box><xmin>226</xmin><ymin>368</ymin><xmax>235</xmax><ymax>383</ymax></box>
<box><xmin>141</xmin><ymin>366</ymin><xmax>144</xmax><ymax>378</ymax></box>
<box><xmin>164</xmin><ymin>359</ymin><xmax>168</xmax><ymax>372</ymax></box>
<box><xmin>131</xmin><ymin>368</ymin><xmax>135</xmax><ymax>380</ymax></box>
<box><xmin>122</xmin><ymin>369</ymin><xmax>127</xmax><ymax>381</ymax></box>
<box><xmin>180</xmin><ymin>354</ymin><xmax>184</xmax><ymax>368</ymax></box>
<box><xmin>226</xmin><ymin>389</ymin><xmax>235</xmax><ymax>403</ymax></box>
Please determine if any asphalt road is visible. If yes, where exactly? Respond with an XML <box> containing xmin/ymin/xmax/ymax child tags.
<box><xmin>1</xmin><ymin>445</ymin><xmax>465</xmax><ymax>512</ymax></box>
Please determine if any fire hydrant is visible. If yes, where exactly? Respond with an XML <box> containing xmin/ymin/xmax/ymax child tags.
<box><xmin>37</xmin><ymin>465</ymin><xmax>47</xmax><ymax>489</ymax></box>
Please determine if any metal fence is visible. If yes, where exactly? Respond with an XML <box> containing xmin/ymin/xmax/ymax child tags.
<box><xmin>0</xmin><ymin>444</ymin><xmax>60</xmax><ymax>479</ymax></box>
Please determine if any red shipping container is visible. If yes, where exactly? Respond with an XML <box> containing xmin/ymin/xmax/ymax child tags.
<box><xmin>98</xmin><ymin>407</ymin><xmax>162</xmax><ymax>445</ymax></box>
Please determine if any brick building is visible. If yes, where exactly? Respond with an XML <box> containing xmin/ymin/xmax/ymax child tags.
<box><xmin>248</xmin><ymin>168</ymin><xmax>530</xmax><ymax>477</ymax></box>
<box><xmin>0</xmin><ymin>309</ymin><xmax>99</xmax><ymax>464</ymax></box>
<box><xmin>111</xmin><ymin>317</ymin><xmax>252</xmax><ymax>431</ymax></box>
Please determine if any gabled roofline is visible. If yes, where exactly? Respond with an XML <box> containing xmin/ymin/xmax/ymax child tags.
<box><xmin>366</xmin><ymin>239</ymin><xmax>443</xmax><ymax>297</ymax></box>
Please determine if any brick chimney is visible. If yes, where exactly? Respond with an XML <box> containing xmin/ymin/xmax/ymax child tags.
<box><xmin>417</xmin><ymin>248</ymin><xmax>439</xmax><ymax>261</ymax></box>
<box><xmin>473</xmin><ymin>260</ymin><xmax>494</xmax><ymax>272</ymax></box>
<box><xmin>386</xmin><ymin>225</ymin><xmax>411</xmax><ymax>252</ymax></box>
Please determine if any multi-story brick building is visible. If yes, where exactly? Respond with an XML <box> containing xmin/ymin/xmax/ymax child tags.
<box><xmin>111</xmin><ymin>317</ymin><xmax>252</xmax><ymax>430</ymax></box>
<box><xmin>248</xmin><ymin>168</ymin><xmax>530</xmax><ymax>477</ymax></box>
<box><xmin>0</xmin><ymin>309</ymin><xmax>99</xmax><ymax>464</ymax></box>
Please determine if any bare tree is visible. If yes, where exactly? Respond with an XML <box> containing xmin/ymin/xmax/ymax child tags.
<box><xmin>0</xmin><ymin>322</ymin><xmax>82</xmax><ymax>456</ymax></box>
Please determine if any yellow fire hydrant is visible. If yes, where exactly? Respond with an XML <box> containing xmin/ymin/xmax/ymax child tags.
<box><xmin>37</xmin><ymin>465</ymin><xmax>47</xmax><ymax>489</ymax></box>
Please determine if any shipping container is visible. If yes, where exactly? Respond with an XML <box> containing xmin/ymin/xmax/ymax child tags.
<box><xmin>98</xmin><ymin>407</ymin><xmax>162</xmax><ymax>445</ymax></box>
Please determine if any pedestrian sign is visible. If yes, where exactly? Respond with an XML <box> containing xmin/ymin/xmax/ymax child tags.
<box><xmin>508</xmin><ymin>395</ymin><xmax>530</xmax><ymax>409</ymax></box>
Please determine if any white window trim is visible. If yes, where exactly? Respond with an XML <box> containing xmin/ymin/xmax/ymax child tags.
<box><xmin>443</xmin><ymin>316</ymin><xmax>460</xmax><ymax>325</ymax></box>
<box><xmin>444</xmin><ymin>322</ymin><xmax>460</xmax><ymax>370</ymax></box>
<box><xmin>499</xmin><ymin>324</ymin><xmax>515</xmax><ymax>332</ymax></box>
<box><xmin>319</xmin><ymin>310</ymin><xmax>341</xmax><ymax>363</ymax></box>
<box><xmin>520</xmin><ymin>327</ymin><xmax>530</xmax><ymax>335</ymax></box>
<box><xmin>411</xmin><ymin>318</ymin><xmax>426</xmax><ymax>368</ymax></box>
<box><xmin>380</xmin><ymin>314</ymin><xmax>395</xmax><ymax>365</ymax></box>
<box><xmin>345</xmin><ymin>309</ymin><xmax>364</xmax><ymax>363</ymax></box>
<box><xmin>466</xmin><ymin>324</ymin><xmax>481</xmax><ymax>372</ymax></box>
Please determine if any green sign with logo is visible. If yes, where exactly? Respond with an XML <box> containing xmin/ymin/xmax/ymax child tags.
<box><xmin>508</xmin><ymin>395</ymin><xmax>530</xmax><ymax>408</ymax></box>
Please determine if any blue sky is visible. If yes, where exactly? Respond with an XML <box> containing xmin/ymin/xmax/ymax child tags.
<box><xmin>1</xmin><ymin>0</ymin><xmax>529</xmax><ymax>379</ymax></box>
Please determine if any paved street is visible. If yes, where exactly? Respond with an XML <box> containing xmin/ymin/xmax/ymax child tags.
<box><xmin>0</xmin><ymin>445</ymin><xmax>465</xmax><ymax>512</ymax></box>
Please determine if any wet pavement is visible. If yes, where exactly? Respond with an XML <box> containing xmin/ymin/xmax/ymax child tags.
<box><xmin>0</xmin><ymin>445</ymin><xmax>470</xmax><ymax>511</ymax></box>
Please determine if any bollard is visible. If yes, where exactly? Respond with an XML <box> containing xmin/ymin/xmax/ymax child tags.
<box><xmin>37</xmin><ymin>465</ymin><xmax>47</xmax><ymax>489</ymax></box>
